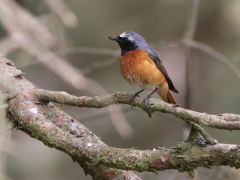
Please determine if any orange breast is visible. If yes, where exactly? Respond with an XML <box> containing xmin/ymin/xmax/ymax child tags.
<box><xmin>120</xmin><ymin>49</ymin><xmax>167</xmax><ymax>90</ymax></box>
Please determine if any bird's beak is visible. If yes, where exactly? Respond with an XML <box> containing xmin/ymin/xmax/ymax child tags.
<box><xmin>108</xmin><ymin>36</ymin><xmax>120</xmax><ymax>42</ymax></box>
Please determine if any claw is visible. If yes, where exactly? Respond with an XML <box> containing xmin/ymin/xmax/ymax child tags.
<box><xmin>142</xmin><ymin>87</ymin><xmax>158</xmax><ymax>108</ymax></box>
<box><xmin>130</xmin><ymin>89</ymin><xmax>144</xmax><ymax>109</ymax></box>
<box><xmin>142</xmin><ymin>96</ymin><xmax>150</xmax><ymax>108</ymax></box>
<box><xmin>130</xmin><ymin>94</ymin><xmax>137</xmax><ymax>109</ymax></box>
<box><xmin>172</xmin><ymin>104</ymin><xmax>179</xmax><ymax>107</ymax></box>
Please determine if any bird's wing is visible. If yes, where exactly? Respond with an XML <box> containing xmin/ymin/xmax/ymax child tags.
<box><xmin>146</xmin><ymin>48</ymin><xmax>179</xmax><ymax>94</ymax></box>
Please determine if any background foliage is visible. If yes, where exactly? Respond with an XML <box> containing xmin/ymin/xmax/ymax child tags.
<box><xmin>1</xmin><ymin>0</ymin><xmax>240</xmax><ymax>179</ymax></box>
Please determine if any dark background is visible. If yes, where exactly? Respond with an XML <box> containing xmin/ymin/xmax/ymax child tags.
<box><xmin>1</xmin><ymin>0</ymin><xmax>240</xmax><ymax>179</ymax></box>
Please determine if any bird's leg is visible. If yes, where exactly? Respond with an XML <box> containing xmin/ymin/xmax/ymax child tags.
<box><xmin>130</xmin><ymin>89</ymin><xmax>144</xmax><ymax>109</ymax></box>
<box><xmin>142</xmin><ymin>87</ymin><xmax>158</xmax><ymax>107</ymax></box>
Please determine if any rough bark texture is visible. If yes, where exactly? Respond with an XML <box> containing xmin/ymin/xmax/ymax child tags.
<box><xmin>0</xmin><ymin>55</ymin><xmax>141</xmax><ymax>180</ymax></box>
<box><xmin>1</xmin><ymin>55</ymin><xmax>240</xmax><ymax>179</ymax></box>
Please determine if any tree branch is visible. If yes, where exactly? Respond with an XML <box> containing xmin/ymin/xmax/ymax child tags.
<box><xmin>32</xmin><ymin>89</ymin><xmax>240</xmax><ymax>131</ymax></box>
<box><xmin>2</xmin><ymin>54</ymin><xmax>240</xmax><ymax>178</ymax></box>
<box><xmin>184</xmin><ymin>0</ymin><xmax>200</xmax><ymax>40</ymax></box>
<box><xmin>183</xmin><ymin>0</ymin><xmax>201</xmax><ymax>143</ymax></box>
<box><xmin>183</xmin><ymin>39</ymin><xmax>240</xmax><ymax>81</ymax></box>
<box><xmin>0</xmin><ymin>55</ymin><xmax>141</xmax><ymax>180</ymax></box>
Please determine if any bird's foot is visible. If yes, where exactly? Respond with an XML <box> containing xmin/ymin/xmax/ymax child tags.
<box><xmin>142</xmin><ymin>96</ymin><xmax>151</xmax><ymax>108</ymax></box>
<box><xmin>130</xmin><ymin>94</ymin><xmax>138</xmax><ymax>109</ymax></box>
<box><xmin>130</xmin><ymin>90</ymin><xmax>144</xmax><ymax>109</ymax></box>
<box><xmin>172</xmin><ymin>104</ymin><xmax>179</xmax><ymax>107</ymax></box>
<box><xmin>141</xmin><ymin>87</ymin><xmax>158</xmax><ymax>108</ymax></box>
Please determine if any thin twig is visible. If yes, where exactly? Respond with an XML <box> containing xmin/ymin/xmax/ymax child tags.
<box><xmin>184</xmin><ymin>0</ymin><xmax>200</xmax><ymax>40</ymax></box>
<box><xmin>32</xmin><ymin>89</ymin><xmax>240</xmax><ymax>130</ymax></box>
<box><xmin>183</xmin><ymin>39</ymin><xmax>240</xmax><ymax>81</ymax></box>
<box><xmin>63</xmin><ymin>47</ymin><xmax>118</xmax><ymax>56</ymax></box>
<box><xmin>183</xmin><ymin>0</ymin><xmax>201</xmax><ymax>141</ymax></box>
<box><xmin>44</xmin><ymin>0</ymin><xmax>79</xmax><ymax>28</ymax></box>
<box><xmin>0</xmin><ymin>0</ymin><xmax>133</xmax><ymax>139</ymax></box>
<box><xmin>188</xmin><ymin>121</ymin><xmax>216</xmax><ymax>145</ymax></box>
<box><xmin>184</xmin><ymin>47</ymin><xmax>194</xmax><ymax>108</ymax></box>
<box><xmin>154</xmin><ymin>39</ymin><xmax>240</xmax><ymax>83</ymax></box>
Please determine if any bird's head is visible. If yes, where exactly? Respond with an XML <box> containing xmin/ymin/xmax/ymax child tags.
<box><xmin>108</xmin><ymin>31</ymin><xmax>148</xmax><ymax>55</ymax></box>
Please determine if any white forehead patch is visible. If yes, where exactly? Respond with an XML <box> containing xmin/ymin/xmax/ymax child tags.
<box><xmin>119</xmin><ymin>32</ymin><xmax>126</xmax><ymax>37</ymax></box>
<box><xmin>119</xmin><ymin>32</ymin><xmax>134</xmax><ymax>41</ymax></box>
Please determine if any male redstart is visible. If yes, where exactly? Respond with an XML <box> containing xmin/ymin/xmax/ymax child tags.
<box><xmin>108</xmin><ymin>31</ymin><xmax>179</xmax><ymax>108</ymax></box>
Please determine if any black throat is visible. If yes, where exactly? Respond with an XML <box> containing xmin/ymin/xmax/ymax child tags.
<box><xmin>119</xmin><ymin>43</ymin><xmax>138</xmax><ymax>56</ymax></box>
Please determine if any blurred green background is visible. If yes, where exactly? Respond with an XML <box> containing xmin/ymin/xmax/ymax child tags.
<box><xmin>1</xmin><ymin>0</ymin><xmax>240</xmax><ymax>179</ymax></box>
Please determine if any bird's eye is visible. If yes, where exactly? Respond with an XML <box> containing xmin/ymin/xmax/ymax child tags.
<box><xmin>118</xmin><ymin>35</ymin><xmax>133</xmax><ymax>44</ymax></box>
<box><xmin>118</xmin><ymin>36</ymin><xmax>128</xmax><ymax>42</ymax></box>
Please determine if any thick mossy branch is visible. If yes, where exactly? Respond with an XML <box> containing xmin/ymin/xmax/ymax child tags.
<box><xmin>7</xmin><ymin>93</ymin><xmax>240</xmax><ymax>175</ymax></box>
<box><xmin>2</xmin><ymin>56</ymin><xmax>240</xmax><ymax>179</ymax></box>
<box><xmin>0</xmin><ymin>55</ymin><xmax>141</xmax><ymax>180</ymax></box>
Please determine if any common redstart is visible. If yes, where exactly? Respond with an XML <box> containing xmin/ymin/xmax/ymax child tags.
<box><xmin>108</xmin><ymin>31</ymin><xmax>179</xmax><ymax>108</ymax></box>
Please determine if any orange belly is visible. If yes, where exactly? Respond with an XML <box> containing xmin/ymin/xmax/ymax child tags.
<box><xmin>120</xmin><ymin>49</ymin><xmax>167</xmax><ymax>91</ymax></box>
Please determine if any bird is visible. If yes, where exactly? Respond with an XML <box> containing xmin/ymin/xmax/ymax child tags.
<box><xmin>108</xmin><ymin>31</ymin><xmax>179</xmax><ymax>108</ymax></box>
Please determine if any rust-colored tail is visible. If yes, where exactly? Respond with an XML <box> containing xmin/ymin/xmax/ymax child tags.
<box><xmin>166</xmin><ymin>91</ymin><xmax>177</xmax><ymax>105</ymax></box>
<box><xmin>157</xmin><ymin>82</ymin><xmax>178</xmax><ymax>105</ymax></box>
<box><xmin>157</xmin><ymin>89</ymin><xmax>178</xmax><ymax>105</ymax></box>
